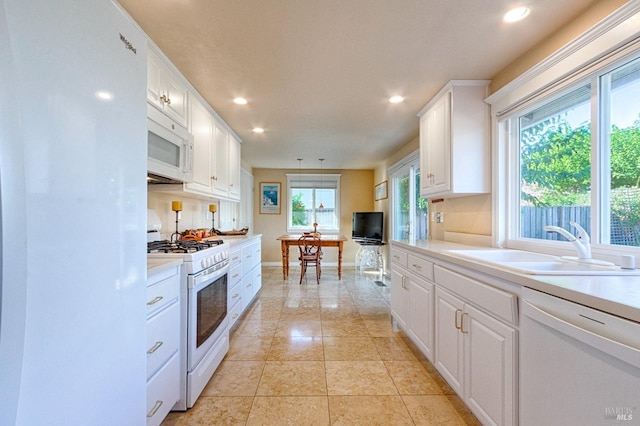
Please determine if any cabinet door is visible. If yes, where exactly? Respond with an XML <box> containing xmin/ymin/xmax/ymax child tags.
<box><xmin>147</xmin><ymin>52</ymin><xmax>164</xmax><ymax>110</ymax></box>
<box><xmin>162</xmin><ymin>70</ymin><xmax>188</xmax><ymax>126</ymax></box>
<box><xmin>252</xmin><ymin>264</ymin><xmax>262</xmax><ymax>297</ymax></box>
<box><xmin>390</xmin><ymin>269</ymin><xmax>407</xmax><ymax>329</ymax></box>
<box><xmin>185</xmin><ymin>98</ymin><xmax>214</xmax><ymax>194</ymax></box>
<box><xmin>407</xmin><ymin>277</ymin><xmax>434</xmax><ymax>362</ymax></box>
<box><xmin>228</xmin><ymin>135</ymin><xmax>241</xmax><ymax>200</ymax></box>
<box><xmin>212</xmin><ymin>122</ymin><xmax>230</xmax><ymax>197</ymax></box>
<box><xmin>464</xmin><ymin>304</ymin><xmax>516</xmax><ymax>426</ymax></box>
<box><xmin>422</xmin><ymin>92</ymin><xmax>450</xmax><ymax>196</ymax></box>
<box><xmin>434</xmin><ymin>287</ymin><xmax>463</xmax><ymax>395</ymax></box>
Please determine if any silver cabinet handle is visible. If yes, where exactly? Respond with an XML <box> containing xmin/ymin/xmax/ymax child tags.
<box><xmin>147</xmin><ymin>400</ymin><xmax>163</xmax><ymax>418</ymax></box>
<box><xmin>412</xmin><ymin>264</ymin><xmax>422</xmax><ymax>270</ymax></box>
<box><xmin>147</xmin><ymin>341</ymin><xmax>163</xmax><ymax>354</ymax></box>
<box><xmin>232</xmin><ymin>293</ymin><xmax>239</xmax><ymax>299</ymax></box>
<box><xmin>147</xmin><ymin>296</ymin><xmax>163</xmax><ymax>306</ymax></box>
<box><xmin>455</xmin><ymin>309</ymin><xmax>462</xmax><ymax>330</ymax></box>
<box><xmin>232</xmin><ymin>313</ymin><xmax>239</xmax><ymax>319</ymax></box>
<box><xmin>460</xmin><ymin>313</ymin><xmax>469</xmax><ymax>334</ymax></box>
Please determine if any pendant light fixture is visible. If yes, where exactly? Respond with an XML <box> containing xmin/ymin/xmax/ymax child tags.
<box><xmin>318</xmin><ymin>158</ymin><xmax>325</xmax><ymax>209</ymax></box>
<box><xmin>296</xmin><ymin>158</ymin><xmax>303</xmax><ymax>209</ymax></box>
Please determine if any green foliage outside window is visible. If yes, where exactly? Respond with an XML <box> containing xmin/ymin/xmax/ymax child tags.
<box><xmin>520</xmin><ymin>116</ymin><xmax>640</xmax><ymax>239</ymax></box>
<box><xmin>291</xmin><ymin>193</ymin><xmax>308</xmax><ymax>226</ymax></box>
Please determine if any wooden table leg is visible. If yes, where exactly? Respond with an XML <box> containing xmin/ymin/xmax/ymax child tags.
<box><xmin>281</xmin><ymin>240</ymin><xmax>288</xmax><ymax>280</ymax></box>
<box><xmin>337</xmin><ymin>241</ymin><xmax>343</xmax><ymax>280</ymax></box>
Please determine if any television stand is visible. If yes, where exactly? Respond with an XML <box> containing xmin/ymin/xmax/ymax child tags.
<box><xmin>354</xmin><ymin>240</ymin><xmax>385</xmax><ymax>277</ymax></box>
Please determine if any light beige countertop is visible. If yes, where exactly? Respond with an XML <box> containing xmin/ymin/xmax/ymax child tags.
<box><xmin>392</xmin><ymin>239</ymin><xmax>640</xmax><ymax>323</ymax></box>
<box><xmin>220</xmin><ymin>234</ymin><xmax>262</xmax><ymax>247</ymax></box>
<box><xmin>147</xmin><ymin>257</ymin><xmax>183</xmax><ymax>277</ymax></box>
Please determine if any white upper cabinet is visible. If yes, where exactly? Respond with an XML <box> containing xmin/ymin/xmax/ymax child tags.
<box><xmin>228</xmin><ymin>134</ymin><xmax>241</xmax><ymax>200</ymax></box>
<box><xmin>186</xmin><ymin>97</ymin><xmax>214</xmax><ymax>194</ymax></box>
<box><xmin>184</xmin><ymin>97</ymin><xmax>241</xmax><ymax>201</ymax></box>
<box><xmin>147</xmin><ymin>50</ymin><xmax>188</xmax><ymax>127</ymax></box>
<box><xmin>146</xmin><ymin>45</ymin><xmax>242</xmax><ymax>202</ymax></box>
<box><xmin>418</xmin><ymin>80</ymin><xmax>490</xmax><ymax>199</ymax></box>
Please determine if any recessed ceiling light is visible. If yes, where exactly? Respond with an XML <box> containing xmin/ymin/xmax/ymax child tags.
<box><xmin>233</xmin><ymin>97</ymin><xmax>248</xmax><ymax>105</ymax></box>
<box><xmin>504</xmin><ymin>6</ymin><xmax>530</xmax><ymax>23</ymax></box>
<box><xmin>389</xmin><ymin>96</ymin><xmax>404</xmax><ymax>104</ymax></box>
<box><xmin>253</xmin><ymin>127</ymin><xmax>264</xmax><ymax>133</ymax></box>
<box><xmin>95</xmin><ymin>90</ymin><xmax>113</xmax><ymax>101</ymax></box>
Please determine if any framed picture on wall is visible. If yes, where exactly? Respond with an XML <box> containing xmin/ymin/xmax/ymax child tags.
<box><xmin>374</xmin><ymin>180</ymin><xmax>388</xmax><ymax>201</ymax></box>
<box><xmin>260</xmin><ymin>182</ymin><xmax>281</xmax><ymax>214</ymax></box>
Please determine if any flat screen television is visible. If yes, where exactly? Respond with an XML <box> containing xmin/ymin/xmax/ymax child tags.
<box><xmin>352</xmin><ymin>212</ymin><xmax>383</xmax><ymax>243</ymax></box>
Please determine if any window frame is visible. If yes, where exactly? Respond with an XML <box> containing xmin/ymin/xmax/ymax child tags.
<box><xmin>285</xmin><ymin>173</ymin><xmax>341</xmax><ymax>234</ymax></box>
<box><xmin>388</xmin><ymin>151</ymin><xmax>428</xmax><ymax>241</ymax></box>
<box><xmin>493</xmin><ymin>42</ymin><xmax>640</xmax><ymax>262</ymax></box>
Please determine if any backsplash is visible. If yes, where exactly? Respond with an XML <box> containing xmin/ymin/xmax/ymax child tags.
<box><xmin>148</xmin><ymin>191</ymin><xmax>239</xmax><ymax>240</ymax></box>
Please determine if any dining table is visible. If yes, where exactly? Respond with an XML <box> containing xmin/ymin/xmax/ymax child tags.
<box><xmin>276</xmin><ymin>234</ymin><xmax>348</xmax><ymax>280</ymax></box>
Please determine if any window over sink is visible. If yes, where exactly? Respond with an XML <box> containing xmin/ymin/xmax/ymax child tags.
<box><xmin>488</xmin><ymin>5</ymin><xmax>640</xmax><ymax>262</ymax></box>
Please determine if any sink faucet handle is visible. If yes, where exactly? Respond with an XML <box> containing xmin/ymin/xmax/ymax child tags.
<box><xmin>569</xmin><ymin>221</ymin><xmax>590</xmax><ymax>244</ymax></box>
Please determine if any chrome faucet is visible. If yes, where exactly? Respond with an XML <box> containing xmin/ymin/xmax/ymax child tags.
<box><xmin>544</xmin><ymin>221</ymin><xmax>592</xmax><ymax>260</ymax></box>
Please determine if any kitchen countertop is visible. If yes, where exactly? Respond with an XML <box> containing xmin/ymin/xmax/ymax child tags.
<box><xmin>147</xmin><ymin>257</ymin><xmax>183</xmax><ymax>276</ymax></box>
<box><xmin>392</xmin><ymin>239</ymin><xmax>640</xmax><ymax>323</ymax></box>
<box><xmin>220</xmin><ymin>234</ymin><xmax>262</xmax><ymax>246</ymax></box>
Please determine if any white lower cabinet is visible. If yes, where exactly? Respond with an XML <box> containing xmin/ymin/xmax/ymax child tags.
<box><xmin>434</xmin><ymin>267</ymin><xmax>517</xmax><ymax>426</ymax></box>
<box><xmin>146</xmin><ymin>263</ymin><xmax>181</xmax><ymax>426</ymax></box>
<box><xmin>227</xmin><ymin>236</ymin><xmax>262</xmax><ymax>328</ymax></box>
<box><xmin>390</xmin><ymin>247</ymin><xmax>435</xmax><ymax>362</ymax></box>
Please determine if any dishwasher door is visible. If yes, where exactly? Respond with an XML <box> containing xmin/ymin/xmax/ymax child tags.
<box><xmin>520</xmin><ymin>287</ymin><xmax>640</xmax><ymax>426</ymax></box>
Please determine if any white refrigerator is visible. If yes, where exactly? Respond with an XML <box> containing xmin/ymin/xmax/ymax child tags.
<box><xmin>0</xmin><ymin>0</ymin><xmax>148</xmax><ymax>424</ymax></box>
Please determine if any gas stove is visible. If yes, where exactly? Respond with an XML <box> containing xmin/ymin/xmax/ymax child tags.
<box><xmin>147</xmin><ymin>239</ymin><xmax>230</xmax><ymax>275</ymax></box>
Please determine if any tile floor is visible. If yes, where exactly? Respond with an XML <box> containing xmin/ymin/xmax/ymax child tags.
<box><xmin>162</xmin><ymin>266</ymin><xmax>481</xmax><ymax>425</ymax></box>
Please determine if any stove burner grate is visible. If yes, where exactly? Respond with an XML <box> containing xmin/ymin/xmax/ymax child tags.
<box><xmin>147</xmin><ymin>239</ymin><xmax>224</xmax><ymax>253</ymax></box>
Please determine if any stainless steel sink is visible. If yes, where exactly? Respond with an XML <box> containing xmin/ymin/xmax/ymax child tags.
<box><xmin>445</xmin><ymin>249</ymin><xmax>640</xmax><ymax>275</ymax></box>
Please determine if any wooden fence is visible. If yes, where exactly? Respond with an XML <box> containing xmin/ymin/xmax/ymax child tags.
<box><xmin>521</xmin><ymin>206</ymin><xmax>640</xmax><ymax>246</ymax></box>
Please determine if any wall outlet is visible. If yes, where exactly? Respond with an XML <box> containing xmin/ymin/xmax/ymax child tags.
<box><xmin>436</xmin><ymin>212</ymin><xmax>444</xmax><ymax>223</ymax></box>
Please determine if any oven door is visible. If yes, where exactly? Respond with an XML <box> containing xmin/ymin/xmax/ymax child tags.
<box><xmin>187</xmin><ymin>262</ymin><xmax>229</xmax><ymax>371</ymax></box>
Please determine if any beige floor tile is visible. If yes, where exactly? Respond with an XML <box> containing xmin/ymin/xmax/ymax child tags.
<box><xmin>328</xmin><ymin>395</ymin><xmax>414</xmax><ymax>426</ymax></box>
<box><xmin>321</xmin><ymin>317</ymin><xmax>369</xmax><ymax>337</ymax></box>
<box><xmin>385</xmin><ymin>360</ymin><xmax>444</xmax><ymax>395</ymax></box>
<box><xmin>268</xmin><ymin>336</ymin><xmax>324</xmax><ymax>360</ymax></box>
<box><xmin>226</xmin><ymin>335</ymin><xmax>272</xmax><ymax>361</ymax></box>
<box><xmin>373</xmin><ymin>337</ymin><xmax>418</xmax><ymax>361</ymax></box>
<box><xmin>357</xmin><ymin>305</ymin><xmax>392</xmax><ymax>316</ymax></box>
<box><xmin>323</xmin><ymin>336</ymin><xmax>381</xmax><ymax>361</ymax></box>
<box><xmin>275</xmin><ymin>319</ymin><xmax>323</xmax><ymax>337</ymax></box>
<box><xmin>200</xmin><ymin>360</ymin><xmax>264</xmax><ymax>396</ymax></box>
<box><xmin>320</xmin><ymin>305</ymin><xmax>362</xmax><ymax>320</ymax></box>
<box><xmin>362</xmin><ymin>318</ymin><xmax>404</xmax><ymax>338</ymax></box>
<box><xmin>325</xmin><ymin>361</ymin><xmax>398</xmax><ymax>395</ymax></box>
<box><xmin>246</xmin><ymin>396</ymin><xmax>330</xmax><ymax>426</ymax></box>
<box><xmin>402</xmin><ymin>395</ymin><xmax>470</xmax><ymax>426</ymax></box>
<box><xmin>161</xmin><ymin>396</ymin><xmax>253</xmax><ymax>426</ymax></box>
<box><xmin>256</xmin><ymin>360</ymin><xmax>327</xmax><ymax>396</ymax></box>
<box><xmin>280</xmin><ymin>306</ymin><xmax>322</xmax><ymax>321</ymax></box>
<box><xmin>232</xmin><ymin>319</ymin><xmax>278</xmax><ymax>337</ymax></box>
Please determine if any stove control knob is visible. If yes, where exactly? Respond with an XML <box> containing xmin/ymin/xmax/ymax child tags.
<box><xmin>207</xmin><ymin>256</ymin><xmax>214</xmax><ymax>267</ymax></box>
<box><xmin>201</xmin><ymin>259</ymin><xmax>207</xmax><ymax>269</ymax></box>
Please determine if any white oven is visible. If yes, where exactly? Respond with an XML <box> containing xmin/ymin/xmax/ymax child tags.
<box><xmin>184</xmin><ymin>247</ymin><xmax>230</xmax><ymax>408</ymax></box>
<box><xmin>147</xmin><ymin>235</ymin><xmax>230</xmax><ymax>410</ymax></box>
<box><xmin>147</xmin><ymin>104</ymin><xmax>193</xmax><ymax>183</ymax></box>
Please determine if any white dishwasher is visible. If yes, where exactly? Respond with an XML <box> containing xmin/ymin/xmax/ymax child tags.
<box><xmin>520</xmin><ymin>287</ymin><xmax>640</xmax><ymax>426</ymax></box>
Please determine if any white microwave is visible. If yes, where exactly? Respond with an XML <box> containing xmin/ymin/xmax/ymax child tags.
<box><xmin>147</xmin><ymin>104</ymin><xmax>193</xmax><ymax>183</ymax></box>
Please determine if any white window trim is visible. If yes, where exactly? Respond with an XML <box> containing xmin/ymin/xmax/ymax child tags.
<box><xmin>487</xmin><ymin>3</ymin><xmax>640</xmax><ymax>263</ymax></box>
<box><xmin>285</xmin><ymin>173</ymin><xmax>341</xmax><ymax>234</ymax></box>
<box><xmin>388</xmin><ymin>151</ymin><xmax>422</xmax><ymax>241</ymax></box>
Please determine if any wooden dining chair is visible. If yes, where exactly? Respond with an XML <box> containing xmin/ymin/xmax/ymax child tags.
<box><xmin>298</xmin><ymin>233</ymin><xmax>322</xmax><ymax>284</ymax></box>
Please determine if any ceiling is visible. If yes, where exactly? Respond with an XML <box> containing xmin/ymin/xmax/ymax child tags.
<box><xmin>118</xmin><ymin>0</ymin><xmax>597</xmax><ymax>170</ymax></box>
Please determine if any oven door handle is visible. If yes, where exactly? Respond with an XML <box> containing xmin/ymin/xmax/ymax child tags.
<box><xmin>189</xmin><ymin>264</ymin><xmax>229</xmax><ymax>290</ymax></box>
